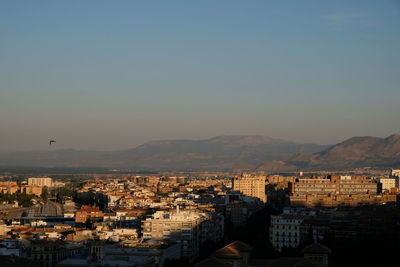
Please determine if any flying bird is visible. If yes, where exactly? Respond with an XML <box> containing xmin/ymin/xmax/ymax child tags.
<box><xmin>49</xmin><ymin>140</ymin><xmax>56</xmax><ymax>146</ymax></box>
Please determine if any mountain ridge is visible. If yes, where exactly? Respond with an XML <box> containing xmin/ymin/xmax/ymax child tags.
<box><xmin>0</xmin><ymin>135</ymin><xmax>326</xmax><ymax>170</ymax></box>
<box><xmin>257</xmin><ymin>134</ymin><xmax>400</xmax><ymax>171</ymax></box>
<box><xmin>1</xmin><ymin>134</ymin><xmax>399</xmax><ymax>171</ymax></box>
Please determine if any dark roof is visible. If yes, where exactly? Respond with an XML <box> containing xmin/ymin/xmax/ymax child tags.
<box><xmin>195</xmin><ymin>257</ymin><xmax>232</xmax><ymax>267</ymax></box>
<box><xmin>302</xmin><ymin>243</ymin><xmax>331</xmax><ymax>254</ymax></box>
<box><xmin>0</xmin><ymin>255</ymin><xmax>36</xmax><ymax>267</ymax></box>
<box><xmin>261</xmin><ymin>257</ymin><xmax>326</xmax><ymax>267</ymax></box>
<box><xmin>212</xmin><ymin>246</ymin><xmax>241</xmax><ymax>259</ymax></box>
<box><xmin>227</xmin><ymin>240</ymin><xmax>252</xmax><ymax>252</ymax></box>
<box><xmin>196</xmin><ymin>240</ymin><xmax>253</xmax><ymax>267</ymax></box>
<box><xmin>77</xmin><ymin>205</ymin><xmax>100</xmax><ymax>212</ymax></box>
<box><xmin>212</xmin><ymin>241</ymin><xmax>252</xmax><ymax>259</ymax></box>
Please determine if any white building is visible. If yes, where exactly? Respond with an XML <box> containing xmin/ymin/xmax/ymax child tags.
<box><xmin>269</xmin><ymin>214</ymin><xmax>304</xmax><ymax>251</ymax></box>
<box><xmin>375</xmin><ymin>178</ymin><xmax>396</xmax><ymax>192</ymax></box>
<box><xmin>142</xmin><ymin>208</ymin><xmax>223</xmax><ymax>258</ymax></box>
<box><xmin>28</xmin><ymin>177</ymin><xmax>53</xmax><ymax>187</ymax></box>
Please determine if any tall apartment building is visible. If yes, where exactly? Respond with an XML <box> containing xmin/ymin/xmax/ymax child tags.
<box><xmin>269</xmin><ymin>214</ymin><xmax>303</xmax><ymax>251</ymax></box>
<box><xmin>338</xmin><ymin>176</ymin><xmax>377</xmax><ymax>195</ymax></box>
<box><xmin>142</xmin><ymin>209</ymin><xmax>223</xmax><ymax>259</ymax></box>
<box><xmin>225</xmin><ymin>191</ymin><xmax>248</xmax><ymax>226</ymax></box>
<box><xmin>28</xmin><ymin>177</ymin><xmax>53</xmax><ymax>187</ymax></box>
<box><xmin>289</xmin><ymin>176</ymin><xmax>378</xmax><ymax>195</ymax></box>
<box><xmin>233</xmin><ymin>175</ymin><xmax>266</xmax><ymax>202</ymax></box>
<box><xmin>288</xmin><ymin>175</ymin><xmax>388</xmax><ymax>207</ymax></box>
<box><xmin>290</xmin><ymin>178</ymin><xmax>337</xmax><ymax>195</ymax></box>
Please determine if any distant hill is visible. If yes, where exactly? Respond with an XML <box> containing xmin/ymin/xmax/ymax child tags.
<box><xmin>258</xmin><ymin>134</ymin><xmax>400</xmax><ymax>171</ymax></box>
<box><xmin>0</xmin><ymin>135</ymin><xmax>327</xmax><ymax>171</ymax></box>
<box><xmin>2</xmin><ymin>134</ymin><xmax>399</xmax><ymax>171</ymax></box>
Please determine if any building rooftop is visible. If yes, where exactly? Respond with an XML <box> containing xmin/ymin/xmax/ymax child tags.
<box><xmin>258</xmin><ymin>257</ymin><xmax>326</xmax><ymax>267</ymax></box>
<box><xmin>302</xmin><ymin>243</ymin><xmax>332</xmax><ymax>254</ymax></box>
<box><xmin>211</xmin><ymin>241</ymin><xmax>252</xmax><ymax>259</ymax></box>
<box><xmin>77</xmin><ymin>205</ymin><xmax>100</xmax><ymax>212</ymax></box>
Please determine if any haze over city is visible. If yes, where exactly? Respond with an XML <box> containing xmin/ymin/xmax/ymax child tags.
<box><xmin>1</xmin><ymin>0</ymin><xmax>400</xmax><ymax>152</ymax></box>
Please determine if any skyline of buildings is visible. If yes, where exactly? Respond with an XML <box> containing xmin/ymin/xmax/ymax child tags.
<box><xmin>0</xmin><ymin>168</ymin><xmax>399</xmax><ymax>266</ymax></box>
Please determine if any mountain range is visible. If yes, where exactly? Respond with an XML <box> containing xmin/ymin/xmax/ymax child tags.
<box><xmin>277</xmin><ymin>134</ymin><xmax>400</xmax><ymax>171</ymax></box>
<box><xmin>0</xmin><ymin>134</ymin><xmax>399</xmax><ymax>171</ymax></box>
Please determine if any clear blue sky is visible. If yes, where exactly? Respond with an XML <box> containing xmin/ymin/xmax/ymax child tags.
<box><xmin>1</xmin><ymin>0</ymin><xmax>399</xmax><ymax>151</ymax></box>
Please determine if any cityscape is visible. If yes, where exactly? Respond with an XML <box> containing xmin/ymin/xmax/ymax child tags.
<box><xmin>0</xmin><ymin>168</ymin><xmax>399</xmax><ymax>266</ymax></box>
<box><xmin>1</xmin><ymin>1</ymin><xmax>400</xmax><ymax>267</ymax></box>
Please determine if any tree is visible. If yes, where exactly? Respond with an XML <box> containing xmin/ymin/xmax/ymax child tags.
<box><xmin>41</xmin><ymin>186</ymin><xmax>49</xmax><ymax>201</ymax></box>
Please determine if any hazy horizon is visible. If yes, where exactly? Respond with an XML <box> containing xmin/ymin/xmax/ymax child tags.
<box><xmin>1</xmin><ymin>133</ymin><xmax>400</xmax><ymax>153</ymax></box>
<box><xmin>1</xmin><ymin>1</ymin><xmax>399</xmax><ymax>152</ymax></box>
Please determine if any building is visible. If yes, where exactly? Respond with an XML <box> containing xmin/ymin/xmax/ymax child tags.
<box><xmin>375</xmin><ymin>178</ymin><xmax>396</xmax><ymax>192</ymax></box>
<box><xmin>269</xmin><ymin>214</ymin><xmax>303</xmax><ymax>251</ymax></box>
<box><xmin>142</xmin><ymin>208</ymin><xmax>223</xmax><ymax>259</ymax></box>
<box><xmin>199</xmin><ymin>212</ymin><xmax>224</xmax><ymax>244</ymax></box>
<box><xmin>0</xmin><ymin>239</ymin><xmax>25</xmax><ymax>257</ymax></box>
<box><xmin>390</xmin><ymin>169</ymin><xmax>400</xmax><ymax>188</ymax></box>
<box><xmin>290</xmin><ymin>193</ymin><xmax>396</xmax><ymax>207</ymax></box>
<box><xmin>195</xmin><ymin>241</ymin><xmax>252</xmax><ymax>267</ymax></box>
<box><xmin>30</xmin><ymin>240</ymin><xmax>82</xmax><ymax>267</ymax></box>
<box><xmin>302</xmin><ymin>242</ymin><xmax>331</xmax><ymax>266</ymax></box>
<box><xmin>105</xmin><ymin>241</ymin><xmax>181</xmax><ymax>267</ymax></box>
<box><xmin>287</xmin><ymin>175</ymin><xmax>390</xmax><ymax>207</ymax></box>
<box><xmin>224</xmin><ymin>191</ymin><xmax>257</xmax><ymax>226</ymax></box>
<box><xmin>75</xmin><ymin>205</ymin><xmax>104</xmax><ymax>224</ymax></box>
<box><xmin>390</xmin><ymin>169</ymin><xmax>400</xmax><ymax>178</ymax></box>
<box><xmin>57</xmin><ymin>241</ymin><xmax>180</xmax><ymax>267</ymax></box>
<box><xmin>337</xmin><ymin>176</ymin><xmax>377</xmax><ymax>195</ymax></box>
<box><xmin>142</xmin><ymin>209</ymin><xmax>203</xmax><ymax>258</ymax></box>
<box><xmin>21</xmin><ymin>185</ymin><xmax>43</xmax><ymax>196</ymax></box>
<box><xmin>259</xmin><ymin>243</ymin><xmax>331</xmax><ymax>267</ymax></box>
<box><xmin>290</xmin><ymin>178</ymin><xmax>337</xmax><ymax>195</ymax></box>
<box><xmin>28</xmin><ymin>177</ymin><xmax>53</xmax><ymax>187</ymax></box>
<box><xmin>197</xmin><ymin>240</ymin><xmax>331</xmax><ymax>267</ymax></box>
<box><xmin>289</xmin><ymin>176</ymin><xmax>378</xmax><ymax>196</ymax></box>
<box><xmin>233</xmin><ymin>175</ymin><xmax>266</xmax><ymax>202</ymax></box>
<box><xmin>0</xmin><ymin>181</ymin><xmax>19</xmax><ymax>194</ymax></box>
